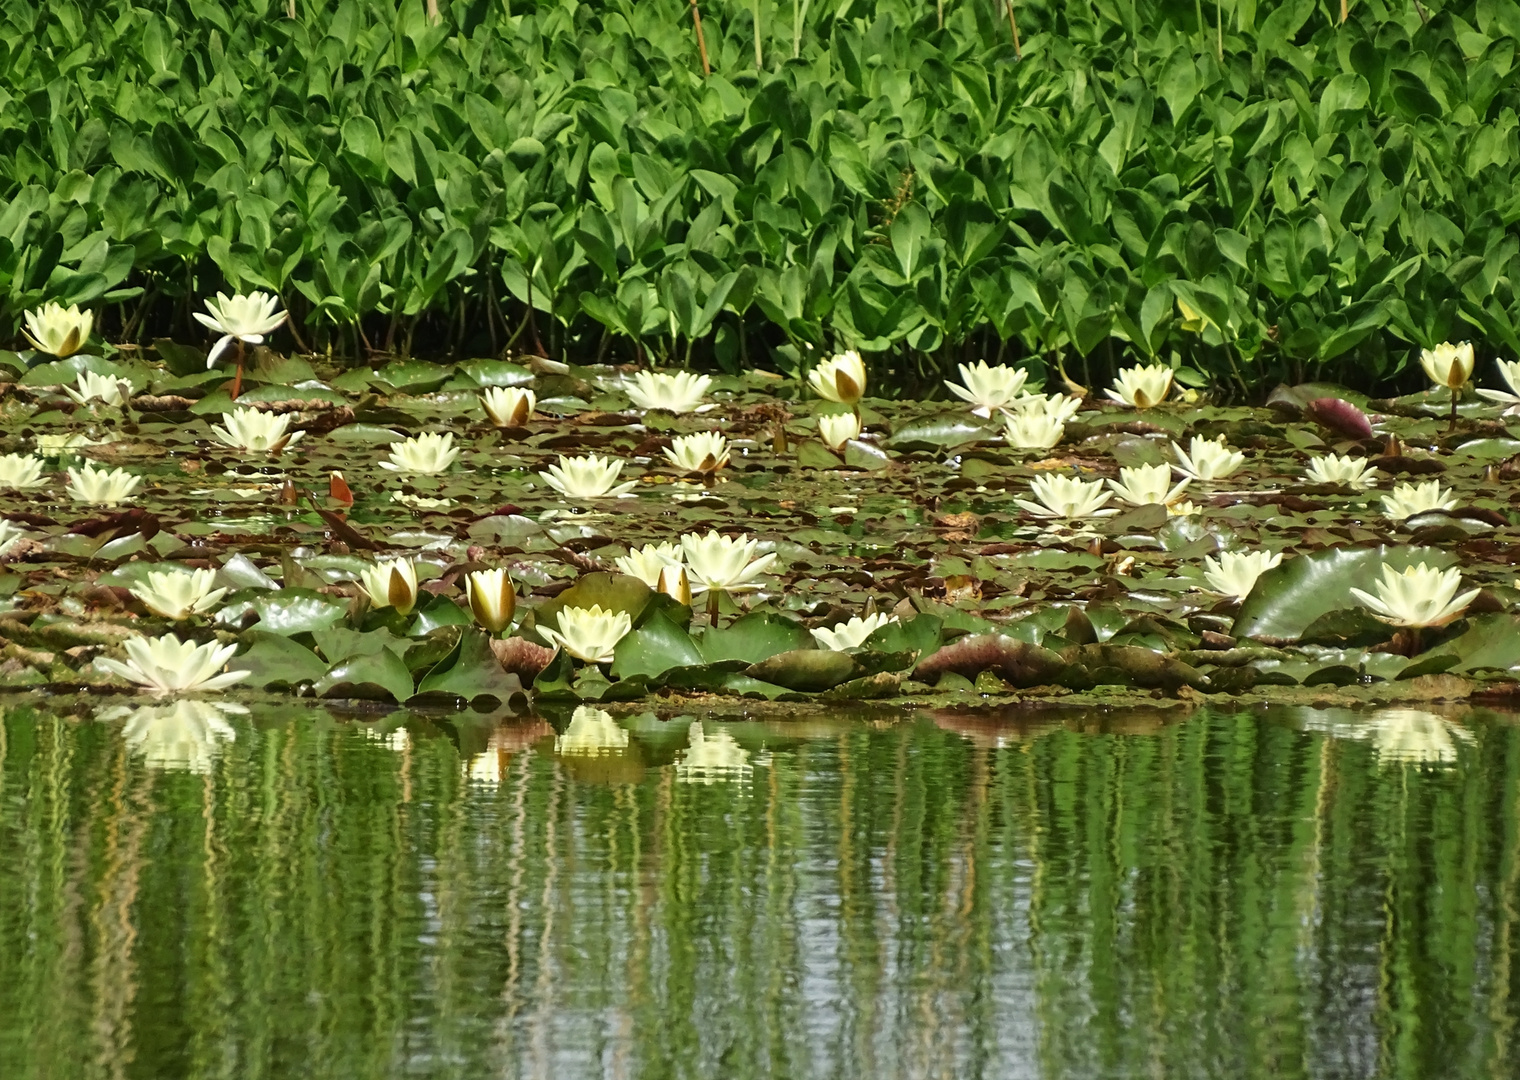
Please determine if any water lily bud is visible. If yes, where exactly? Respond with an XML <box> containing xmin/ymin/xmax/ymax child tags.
<box><xmin>23</xmin><ymin>302</ymin><xmax>93</xmax><ymax>358</ymax></box>
<box><xmin>657</xmin><ymin>564</ymin><xmax>692</xmax><ymax>606</ymax></box>
<box><xmin>482</xmin><ymin>386</ymin><xmax>536</xmax><ymax>427</ymax></box>
<box><xmin>1106</xmin><ymin>364</ymin><xmax>1174</xmax><ymax>409</ymax></box>
<box><xmin>358</xmin><ymin>558</ymin><xmax>419</xmax><ymax>616</ymax></box>
<box><xmin>466</xmin><ymin>568</ymin><xmax>516</xmax><ymax>633</ymax></box>
<box><xmin>807</xmin><ymin>350</ymin><xmax>867</xmax><ymax>405</ymax></box>
<box><xmin>1419</xmin><ymin>342</ymin><xmax>1474</xmax><ymax>390</ymax></box>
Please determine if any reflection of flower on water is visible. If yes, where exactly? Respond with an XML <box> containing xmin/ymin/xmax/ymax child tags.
<box><xmin>363</xmin><ymin>726</ymin><xmax>411</xmax><ymax>753</ymax></box>
<box><xmin>100</xmin><ymin>699</ymin><xmax>245</xmax><ymax>773</ymax></box>
<box><xmin>555</xmin><ymin>706</ymin><xmax>629</xmax><ymax>757</ymax></box>
<box><xmin>1299</xmin><ymin>707</ymin><xmax>1474</xmax><ymax>767</ymax></box>
<box><xmin>1365</xmin><ymin>709</ymin><xmax>1474</xmax><ymax>765</ymax></box>
<box><xmin>674</xmin><ymin>722</ymin><xmax>753</xmax><ymax>784</ymax></box>
<box><xmin>464</xmin><ymin>723</ymin><xmax>554</xmax><ymax>786</ymax></box>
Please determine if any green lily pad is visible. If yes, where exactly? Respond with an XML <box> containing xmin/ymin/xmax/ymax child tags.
<box><xmin>315</xmin><ymin>649</ymin><xmax>416</xmax><ymax>703</ymax></box>
<box><xmin>415</xmin><ymin>629</ymin><xmax>524</xmax><ymax>704</ymax></box>
<box><xmin>230</xmin><ymin>631</ymin><xmax>328</xmax><ymax>688</ymax></box>
<box><xmin>745</xmin><ymin>649</ymin><xmax>856</xmax><ymax>692</ymax></box>
<box><xmin>696</xmin><ymin>612</ymin><xmax>810</xmax><ymax>664</ymax></box>
<box><xmin>233</xmin><ymin>590</ymin><xmax>350</xmax><ymax>635</ymax></box>
<box><xmin>609</xmin><ymin>609</ymin><xmax>703</xmax><ymax>680</ymax></box>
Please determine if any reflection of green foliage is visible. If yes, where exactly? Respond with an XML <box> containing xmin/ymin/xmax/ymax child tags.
<box><xmin>0</xmin><ymin>1</ymin><xmax>1516</xmax><ymax>387</ymax></box>
<box><xmin>2</xmin><ymin>703</ymin><xmax>1519</xmax><ymax>1077</ymax></box>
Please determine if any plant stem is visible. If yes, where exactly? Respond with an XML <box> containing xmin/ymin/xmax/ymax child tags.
<box><xmin>1006</xmin><ymin>0</ymin><xmax>1022</xmax><ymax>60</ymax></box>
<box><xmin>1216</xmin><ymin>0</ymin><xmax>1223</xmax><ymax>59</ymax></box>
<box><xmin>707</xmin><ymin>590</ymin><xmax>721</xmax><ymax>626</ymax></box>
<box><xmin>690</xmin><ymin>0</ymin><xmax>711</xmax><ymax>76</ymax></box>
<box><xmin>231</xmin><ymin>340</ymin><xmax>244</xmax><ymax>401</ymax></box>
<box><xmin>754</xmin><ymin>0</ymin><xmax>763</xmax><ymax>67</ymax></box>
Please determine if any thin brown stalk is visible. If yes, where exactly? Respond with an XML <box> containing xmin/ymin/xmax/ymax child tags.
<box><xmin>691</xmin><ymin>0</ymin><xmax>711</xmax><ymax>76</ymax></box>
<box><xmin>1006</xmin><ymin>0</ymin><xmax>1023</xmax><ymax>60</ymax></box>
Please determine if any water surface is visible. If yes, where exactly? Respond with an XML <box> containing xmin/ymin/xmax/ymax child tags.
<box><xmin>2</xmin><ymin>699</ymin><xmax>1518</xmax><ymax>1079</ymax></box>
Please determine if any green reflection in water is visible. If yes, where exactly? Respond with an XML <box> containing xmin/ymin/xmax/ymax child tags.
<box><xmin>0</xmin><ymin>700</ymin><xmax>1518</xmax><ymax>1079</ymax></box>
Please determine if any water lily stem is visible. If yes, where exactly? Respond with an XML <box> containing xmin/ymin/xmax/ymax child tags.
<box><xmin>707</xmin><ymin>590</ymin><xmax>721</xmax><ymax>626</ymax></box>
<box><xmin>1449</xmin><ymin>389</ymin><xmax>1458</xmax><ymax>432</ymax></box>
<box><xmin>231</xmin><ymin>340</ymin><xmax>244</xmax><ymax>401</ymax></box>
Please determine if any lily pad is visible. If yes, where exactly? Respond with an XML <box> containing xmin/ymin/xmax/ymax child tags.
<box><xmin>609</xmin><ymin>609</ymin><xmax>703</xmax><ymax>680</ymax></box>
<box><xmin>696</xmin><ymin>612</ymin><xmax>810</xmax><ymax>664</ymax></box>
<box><xmin>745</xmin><ymin>649</ymin><xmax>857</xmax><ymax>692</ymax></box>
<box><xmin>415</xmin><ymin>630</ymin><xmax>524</xmax><ymax>704</ymax></box>
<box><xmin>315</xmin><ymin>649</ymin><xmax>416</xmax><ymax>702</ymax></box>
<box><xmin>230</xmin><ymin>631</ymin><xmax>328</xmax><ymax>688</ymax></box>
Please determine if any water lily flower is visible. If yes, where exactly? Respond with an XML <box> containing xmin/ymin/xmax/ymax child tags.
<box><xmin>1105</xmin><ymin>364</ymin><xmax>1174</xmax><ymax>408</ymax></box>
<box><xmin>380</xmin><ymin>432</ymin><xmax>459</xmax><ymax>474</ymax></box>
<box><xmin>23</xmin><ymin>302</ymin><xmax>93</xmax><ymax>357</ymax></box>
<box><xmin>1002</xmin><ymin>409</ymin><xmax>1065</xmax><ymax>449</ymax></box>
<box><xmin>1168</xmin><ymin>500</ymin><xmax>1201</xmax><ymax>517</ymax></box>
<box><xmin>481</xmin><ymin>385</ymin><xmax>537</xmax><ymax>427</ymax></box>
<box><xmin>1350</xmin><ymin>562</ymin><xmax>1478</xmax><ymax>627</ymax></box>
<box><xmin>0</xmin><ymin>453</ymin><xmax>46</xmax><ymax>489</ymax></box>
<box><xmin>1012</xmin><ymin>392</ymin><xmax>1083</xmax><ymax>423</ymax></box>
<box><xmin>1382</xmin><ymin>480</ymin><xmax>1457</xmax><ymax>520</ymax></box>
<box><xmin>195</xmin><ymin>290</ymin><xmax>287</xmax><ymax>368</ymax></box>
<box><xmin>539</xmin><ymin>604</ymin><xmax>632</xmax><ymax>663</ymax></box>
<box><xmin>1202</xmin><ymin>550</ymin><xmax>1283</xmax><ymax>601</ymax></box>
<box><xmin>946</xmin><ymin>361</ymin><xmax>1028</xmax><ymax>415</ymax></box>
<box><xmin>66</xmin><ymin>463</ymin><xmax>141</xmax><ymax>505</ymax></box>
<box><xmin>357</xmin><ymin>557</ymin><xmax>419</xmax><ymax>615</ymax></box>
<box><xmin>104</xmin><ymin>699</ymin><xmax>245</xmax><ymax>773</ymax></box>
<box><xmin>615</xmin><ymin>541</ymin><xmax>684</xmax><ymax>586</ymax></box>
<box><xmin>96</xmin><ymin>633</ymin><xmax>251</xmax><ymax>697</ymax></box>
<box><xmin>657</xmin><ymin>564</ymin><xmax>692</xmax><ymax>606</ymax></box>
<box><xmin>664</xmin><ymin>431</ymin><xmax>730</xmax><ymax>474</ymax></box>
<box><xmin>1107</xmin><ymin>463</ymin><xmax>1192</xmax><ymax>507</ymax></box>
<box><xmin>1476</xmin><ymin>359</ymin><xmax>1520</xmax><ymax>407</ymax></box>
<box><xmin>624</xmin><ymin>370</ymin><xmax>712</xmax><ymax>413</ymax></box>
<box><xmin>555</xmin><ymin>705</ymin><xmax>630</xmax><ymax>755</ymax></box>
<box><xmin>680</xmin><ymin>531</ymin><xmax>777</xmax><ymax>595</ymax></box>
<box><xmin>63</xmin><ymin>370</ymin><xmax>132</xmax><ymax>408</ymax></box>
<box><xmin>811</xmin><ymin>611</ymin><xmax>898</xmax><ymax>651</ymax></box>
<box><xmin>1013</xmin><ymin>474</ymin><xmax>1117</xmax><ymax>519</ymax></box>
<box><xmin>465</xmin><ymin>568</ymin><xmax>516</xmax><ymax>633</ymax></box>
<box><xmin>209</xmin><ymin>407</ymin><xmax>303</xmax><ymax>454</ymax></box>
<box><xmin>540</xmin><ymin>453</ymin><xmax>638</xmax><ymax>498</ymax></box>
<box><xmin>1304</xmin><ymin>453</ymin><xmax>1378</xmax><ymax>487</ymax></box>
<box><xmin>0</xmin><ymin>519</ymin><xmax>26</xmax><ymax>558</ymax></box>
<box><xmin>808</xmin><ymin>350</ymin><xmax>867</xmax><ymax>405</ymax></box>
<box><xmin>817</xmin><ymin>411</ymin><xmax>861</xmax><ymax>450</ymax></box>
<box><xmin>674</xmin><ymin>722</ymin><xmax>753</xmax><ymax>784</ymax></box>
<box><xmin>1171</xmin><ymin>435</ymin><xmax>1245</xmax><ymax>482</ymax></box>
<box><xmin>130</xmin><ymin>568</ymin><xmax>228</xmax><ymax>620</ymax></box>
<box><xmin>1420</xmin><ymin>341</ymin><xmax>1474</xmax><ymax>390</ymax></box>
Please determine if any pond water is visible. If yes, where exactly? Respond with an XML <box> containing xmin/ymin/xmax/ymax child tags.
<box><xmin>1</xmin><ymin>699</ymin><xmax>1518</xmax><ymax>1079</ymax></box>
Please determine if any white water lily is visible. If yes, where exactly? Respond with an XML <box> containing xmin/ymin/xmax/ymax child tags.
<box><xmin>1169</xmin><ymin>500</ymin><xmax>1201</xmax><ymax>517</ymax></box>
<box><xmin>380</xmin><ymin>431</ymin><xmax>459</xmax><ymax>474</ymax></box>
<box><xmin>674</xmin><ymin>722</ymin><xmax>753</xmax><ymax>784</ymax></box>
<box><xmin>63</xmin><ymin>370</ymin><xmax>132</xmax><ymax>407</ymax></box>
<box><xmin>210</xmin><ymin>407</ymin><xmax>303</xmax><ymax>454</ymax></box>
<box><xmin>102</xmin><ymin>699</ymin><xmax>246</xmax><ymax>773</ymax></box>
<box><xmin>131</xmin><ymin>568</ymin><xmax>227</xmax><ymax>620</ymax></box>
<box><xmin>23</xmin><ymin>302</ymin><xmax>93</xmax><ymax>357</ymax></box>
<box><xmin>681</xmin><ymin>531</ymin><xmax>777</xmax><ymax>595</ymax></box>
<box><xmin>66</xmin><ymin>463</ymin><xmax>141</xmax><ymax>505</ymax></box>
<box><xmin>0</xmin><ymin>519</ymin><xmax>25</xmax><ymax>558</ymax></box>
<box><xmin>1304</xmin><ymin>453</ymin><xmax>1378</xmax><ymax>487</ymax></box>
<box><xmin>664</xmin><ymin>431</ymin><xmax>730</xmax><ymax>474</ymax></box>
<box><xmin>624</xmin><ymin>370</ymin><xmax>712</xmax><ymax>413</ymax></box>
<box><xmin>1202</xmin><ymin>550</ymin><xmax>1283</xmax><ymax>601</ymax></box>
<box><xmin>96</xmin><ymin>633</ymin><xmax>251</xmax><ymax>697</ymax></box>
<box><xmin>1013</xmin><ymin>474</ymin><xmax>1117</xmax><ymax>519</ymax></box>
<box><xmin>1002</xmin><ymin>409</ymin><xmax>1065</xmax><ymax>449</ymax></box>
<box><xmin>1365</xmin><ymin>708</ymin><xmax>1474</xmax><ymax>766</ymax></box>
<box><xmin>817</xmin><ymin>411</ymin><xmax>861</xmax><ymax>449</ymax></box>
<box><xmin>808</xmin><ymin>350</ymin><xmax>867</xmax><ymax>405</ymax></box>
<box><xmin>1107</xmin><ymin>463</ymin><xmax>1191</xmax><ymax>507</ymax></box>
<box><xmin>481</xmin><ymin>385</ymin><xmax>537</xmax><ymax>427</ymax></box>
<box><xmin>194</xmin><ymin>290</ymin><xmax>288</xmax><ymax>367</ymax></box>
<box><xmin>540</xmin><ymin>453</ymin><xmax>638</xmax><ymax>498</ymax></box>
<box><xmin>1476</xmin><ymin>359</ymin><xmax>1520</xmax><ymax>406</ymax></box>
<box><xmin>1105</xmin><ymin>364</ymin><xmax>1174</xmax><ymax>408</ymax></box>
<box><xmin>811</xmin><ymin>612</ymin><xmax>898</xmax><ymax>651</ymax></box>
<box><xmin>556</xmin><ymin>705</ymin><xmax>630</xmax><ymax>756</ymax></box>
<box><xmin>539</xmin><ymin>604</ymin><xmax>632</xmax><ymax>663</ymax></box>
<box><xmin>1350</xmin><ymin>562</ymin><xmax>1478</xmax><ymax>628</ymax></box>
<box><xmin>0</xmin><ymin>453</ymin><xmax>46</xmax><ymax>489</ymax></box>
<box><xmin>1171</xmin><ymin>435</ymin><xmax>1245</xmax><ymax>481</ymax></box>
<box><xmin>1419</xmin><ymin>341</ymin><xmax>1474</xmax><ymax>390</ymax></box>
<box><xmin>1011</xmin><ymin>392</ymin><xmax>1083</xmax><ymax>424</ymax></box>
<box><xmin>1381</xmin><ymin>480</ymin><xmax>1457</xmax><ymax>521</ymax></box>
<box><xmin>357</xmin><ymin>557</ymin><xmax>419</xmax><ymax>615</ymax></box>
<box><xmin>946</xmin><ymin>361</ymin><xmax>1028</xmax><ymax>415</ymax></box>
<box><xmin>465</xmin><ymin>568</ymin><xmax>516</xmax><ymax>633</ymax></box>
<box><xmin>615</xmin><ymin>541</ymin><xmax>684</xmax><ymax>586</ymax></box>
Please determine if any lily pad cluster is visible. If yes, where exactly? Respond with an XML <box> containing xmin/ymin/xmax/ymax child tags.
<box><xmin>0</xmin><ymin>337</ymin><xmax>1518</xmax><ymax>708</ymax></box>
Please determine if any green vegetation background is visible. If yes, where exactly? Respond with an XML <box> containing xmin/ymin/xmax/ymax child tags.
<box><xmin>2</xmin><ymin>0</ymin><xmax>1518</xmax><ymax>395</ymax></box>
